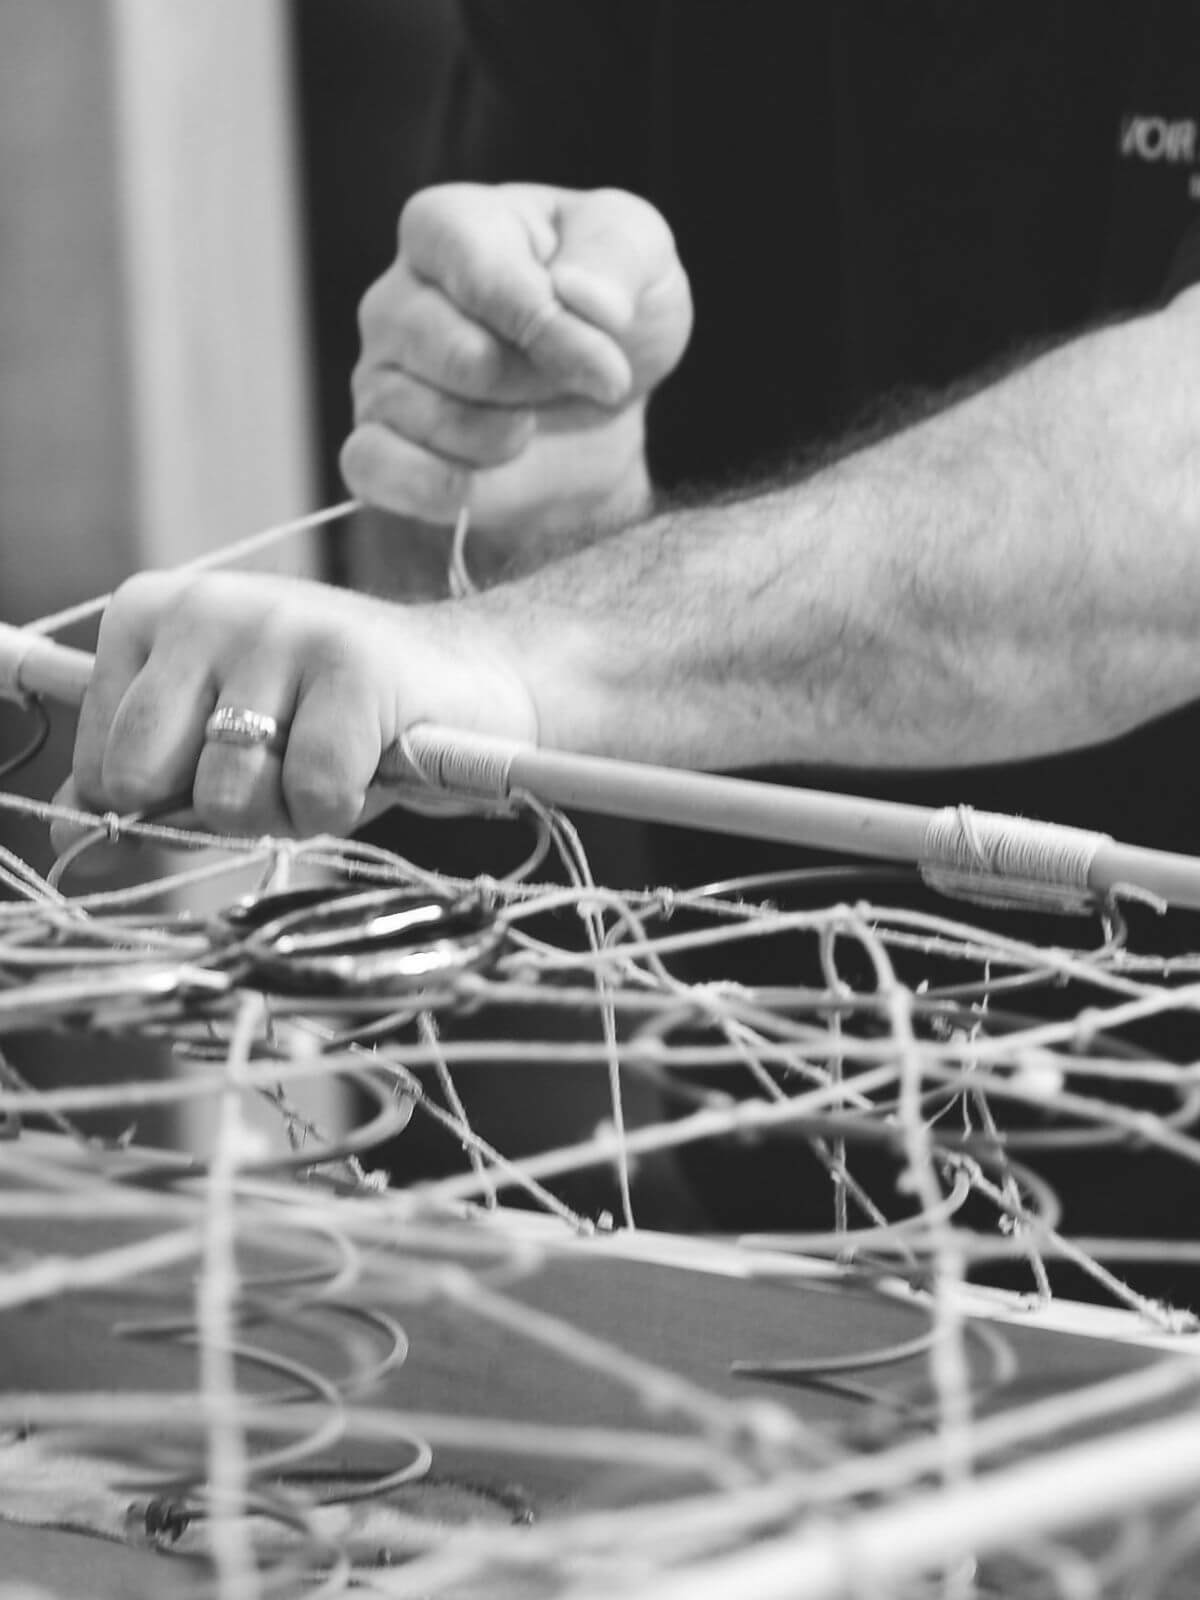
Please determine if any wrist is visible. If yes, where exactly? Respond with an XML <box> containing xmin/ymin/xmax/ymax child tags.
<box><xmin>465</xmin><ymin>404</ymin><xmax>652</xmax><ymax>572</ymax></box>
<box><xmin>366</xmin><ymin>594</ymin><xmax>541</xmax><ymax>752</ymax></box>
<box><xmin>456</xmin><ymin>583</ymin><xmax>606</xmax><ymax>758</ymax></box>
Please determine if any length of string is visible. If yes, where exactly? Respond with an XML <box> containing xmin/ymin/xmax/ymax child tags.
<box><xmin>24</xmin><ymin>498</ymin><xmax>361</xmax><ymax>639</ymax></box>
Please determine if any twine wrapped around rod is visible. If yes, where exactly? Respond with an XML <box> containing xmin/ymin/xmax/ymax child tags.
<box><xmin>918</xmin><ymin>806</ymin><xmax>1108</xmax><ymax>914</ymax></box>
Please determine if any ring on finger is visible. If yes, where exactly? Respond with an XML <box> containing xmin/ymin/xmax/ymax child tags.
<box><xmin>204</xmin><ymin>705</ymin><xmax>287</xmax><ymax>757</ymax></box>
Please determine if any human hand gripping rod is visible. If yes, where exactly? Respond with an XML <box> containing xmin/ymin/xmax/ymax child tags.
<box><xmin>3</xmin><ymin>617</ymin><xmax>1200</xmax><ymax>912</ymax></box>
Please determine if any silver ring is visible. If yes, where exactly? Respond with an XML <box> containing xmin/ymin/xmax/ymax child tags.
<box><xmin>204</xmin><ymin>705</ymin><xmax>285</xmax><ymax>755</ymax></box>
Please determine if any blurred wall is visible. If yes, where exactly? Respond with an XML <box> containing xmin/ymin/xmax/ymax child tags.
<box><xmin>109</xmin><ymin>0</ymin><xmax>316</xmax><ymax>572</ymax></box>
<box><xmin>0</xmin><ymin>0</ymin><xmax>315</xmax><ymax>830</ymax></box>
<box><xmin>0</xmin><ymin>0</ymin><xmax>315</xmax><ymax>1137</ymax></box>
<box><xmin>0</xmin><ymin>0</ymin><xmax>138</xmax><ymax>880</ymax></box>
<box><xmin>0</xmin><ymin>0</ymin><xmax>135</xmax><ymax>629</ymax></box>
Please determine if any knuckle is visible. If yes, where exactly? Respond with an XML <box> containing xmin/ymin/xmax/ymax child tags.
<box><xmin>250</xmin><ymin>613</ymin><xmax>304</xmax><ymax>670</ymax></box>
<box><xmin>163</xmin><ymin>576</ymin><xmax>239</xmax><ymax>644</ymax></box>
<box><xmin>301</xmin><ymin>624</ymin><xmax>359</xmax><ymax>679</ymax></box>
<box><xmin>166</xmin><ymin>575</ymin><xmax>214</xmax><ymax>622</ymax></box>
<box><xmin>110</xmin><ymin>569</ymin><xmax>160</xmax><ymax>609</ymax></box>
<box><xmin>101</xmin><ymin>569</ymin><xmax>172</xmax><ymax>633</ymax></box>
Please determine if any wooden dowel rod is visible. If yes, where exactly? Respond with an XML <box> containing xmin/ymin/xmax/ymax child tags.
<box><xmin>391</xmin><ymin>726</ymin><xmax>1200</xmax><ymax>914</ymax></box>
<box><xmin>510</xmin><ymin>743</ymin><xmax>1200</xmax><ymax>910</ymax></box>
<box><xmin>1092</xmin><ymin>839</ymin><xmax>1200</xmax><ymax>911</ymax></box>
<box><xmin>502</xmin><ymin>738</ymin><xmax>934</xmax><ymax>862</ymax></box>
<box><xmin>0</xmin><ymin>622</ymin><xmax>92</xmax><ymax>708</ymax></box>
<box><xmin>16</xmin><ymin>635</ymin><xmax>94</xmax><ymax>708</ymax></box>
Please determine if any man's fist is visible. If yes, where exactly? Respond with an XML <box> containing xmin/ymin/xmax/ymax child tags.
<box><xmin>342</xmin><ymin>183</ymin><xmax>692</xmax><ymax>543</ymax></box>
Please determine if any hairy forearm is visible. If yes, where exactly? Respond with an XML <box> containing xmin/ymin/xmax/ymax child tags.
<box><xmin>458</xmin><ymin>291</ymin><xmax>1200</xmax><ymax>772</ymax></box>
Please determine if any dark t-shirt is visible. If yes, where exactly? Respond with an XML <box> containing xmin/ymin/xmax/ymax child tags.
<box><xmin>440</xmin><ymin>0</ymin><xmax>1200</xmax><ymax>854</ymax></box>
<box><xmin>410</xmin><ymin>3</ymin><xmax>1200</xmax><ymax>1268</ymax></box>
<box><xmin>450</xmin><ymin>2</ymin><xmax>1193</xmax><ymax>472</ymax></box>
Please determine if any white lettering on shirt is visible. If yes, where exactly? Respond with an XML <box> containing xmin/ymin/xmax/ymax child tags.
<box><xmin>1119</xmin><ymin>114</ymin><xmax>1198</xmax><ymax>165</ymax></box>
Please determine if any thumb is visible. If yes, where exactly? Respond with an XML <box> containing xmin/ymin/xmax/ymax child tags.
<box><xmin>548</xmin><ymin>189</ymin><xmax>693</xmax><ymax>391</ymax></box>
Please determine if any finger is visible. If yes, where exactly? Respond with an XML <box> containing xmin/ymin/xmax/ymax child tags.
<box><xmin>192</xmin><ymin>664</ymin><xmax>298</xmax><ymax>837</ymax></box>
<box><xmin>99</xmin><ymin>666</ymin><xmax>215</xmax><ymax>815</ymax></box>
<box><xmin>280</xmin><ymin>669</ymin><xmax>383</xmax><ymax>837</ymax></box>
<box><xmin>358</xmin><ymin>263</ymin><xmax>561</xmax><ymax>406</ymax></box>
<box><xmin>72</xmin><ymin>577</ymin><xmax>162</xmax><ymax>807</ymax></box>
<box><xmin>353</xmin><ymin>365</ymin><xmax>536</xmax><ymax>469</ymax></box>
<box><xmin>74</xmin><ymin>573</ymin><xmax>217</xmax><ymax>814</ymax></box>
<box><xmin>401</xmin><ymin>185</ymin><xmax>631</xmax><ymax>405</ymax></box>
<box><xmin>340</xmin><ymin>421</ymin><xmax>473</xmax><ymax>524</ymax></box>
<box><xmin>86</xmin><ymin>577</ymin><xmax>294</xmax><ymax>818</ymax></box>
